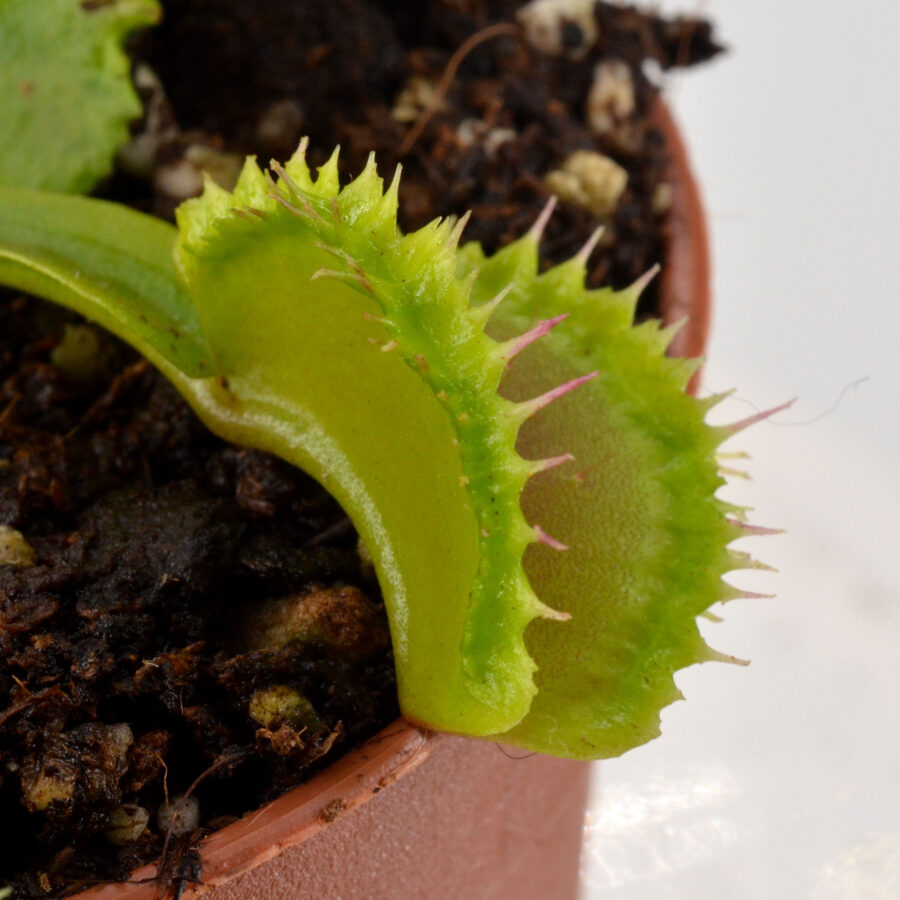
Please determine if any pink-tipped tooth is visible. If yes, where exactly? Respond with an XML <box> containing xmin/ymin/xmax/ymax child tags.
<box><xmin>532</xmin><ymin>524</ymin><xmax>568</xmax><ymax>552</ymax></box>
<box><xmin>575</xmin><ymin>227</ymin><xmax>604</xmax><ymax>265</ymax></box>
<box><xmin>726</xmin><ymin>519</ymin><xmax>784</xmax><ymax>537</ymax></box>
<box><xmin>628</xmin><ymin>264</ymin><xmax>661</xmax><ymax>297</ymax></box>
<box><xmin>528</xmin><ymin>196</ymin><xmax>558</xmax><ymax>241</ymax></box>
<box><xmin>725</xmin><ymin>398</ymin><xmax>796</xmax><ymax>435</ymax></box>
<box><xmin>502</xmin><ymin>313</ymin><xmax>569</xmax><ymax>362</ymax></box>
<box><xmin>537</xmin><ymin>602</ymin><xmax>572</xmax><ymax>622</ymax></box>
<box><xmin>526</xmin><ymin>452</ymin><xmax>575</xmax><ymax>477</ymax></box>
<box><xmin>516</xmin><ymin>371</ymin><xmax>599</xmax><ymax>420</ymax></box>
<box><xmin>732</xmin><ymin>587</ymin><xmax>776</xmax><ymax>600</ymax></box>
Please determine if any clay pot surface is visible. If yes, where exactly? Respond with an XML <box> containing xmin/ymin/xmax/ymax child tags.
<box><xmin>656</xmin><ymin>99</ymin><xmax>712</xmax><ymax>369</ymax></box>
<box><xmin>74</xmin><ymin>101</ymin><xmax>710</xmax><ymax>900</ymax></box>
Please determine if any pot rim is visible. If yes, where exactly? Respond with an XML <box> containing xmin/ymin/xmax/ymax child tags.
<box><xmin>72</xmin><ymin>97</ymin><xmax>711</xmax><ymax>899</ymax></box>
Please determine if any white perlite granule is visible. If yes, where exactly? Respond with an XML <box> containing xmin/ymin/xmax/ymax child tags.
<box><xmin>586</xmin><ymin>60</ymin><xmax>635</xmax><ymax>135</ymax></box>
<box><xmin>517</xmin><ymin>0</ymin><xmax>598</xmax><ymax>60</ymax></box>
<box><xmin>545</xmin><ymin>150</ymin><xmax>628</xmax><ymax>217</ymax></box>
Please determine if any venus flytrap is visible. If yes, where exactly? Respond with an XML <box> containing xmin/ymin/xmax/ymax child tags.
<box><xmin>0</xmin><ymin>144</ymin><xmax>771</xmax><ymax>760</ymax></box>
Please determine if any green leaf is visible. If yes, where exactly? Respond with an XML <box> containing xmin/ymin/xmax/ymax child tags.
<box><xmin>0</xmin><ymin>150</ymin><xmax>760</xmax><ymax>759</ymax></box>
<box><xmin>0</xmin><ymin>0</ymin><xmax>161</xmax><ymax>193</ymax></box>
<box><xmin>458</xmin><ymin>240</ymin><xmax>740</xmax><ymax>758</ymax></box>
<box><xmin>172</xmin><ymin>152</ymin><xmax>542</xmax><ymax>735</ymax></box>
<box><xmin>0</xmin><ymin>187</ymin><xmax>213</xmax><ymax>376</ymax></box>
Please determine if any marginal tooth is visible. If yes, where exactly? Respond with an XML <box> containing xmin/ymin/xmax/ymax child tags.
<box><xmin>700</xmin><ymin>610</ymin><xmax>723</xmax><ymax>623</ymax></box>
<box><xmin>525</xmin><ymin>453</ymin><xmax>575</xmax><ymax>477</ymax></box>
<box><xmin>230</xmin><ymin>208</ymin><xmax>260</xmax><ymax>222</ymax></box>
<box><xmin>313</xmin><ymin>240</ymin><xmax>351</xmax><ymax>262</ymax></box>
<box><xmin>315</xmin><ymin>146</ymin><xmax>342</xmax><ymax>195</ymax></box>
<box><xmin>528</xmin><ymin>195</ymin><xmax>557</xmax><ymax>241</ymax></box>
<box><xmin>705</xmin><ymin>647</ymin><xmax>751</xmax><ymax>666</ymax></box>
<box><xmin>719</xmin><ymin>582</ymin><xmax>775</xmax><ymax>602</ymax></box>
<box><xmin>668</xmin><ymin>354</ymin><xmax>703</xmax><ymax>390</ymax></box>
<box><xmin>536</xmin><ymin>601</ymin><xmax>572</xmax><ymax>622</ymax></box>
<box><xmin>514</xmin><ymin>371</ymin><xmax>599</xmax><ymax>422</ymax></box>
<box><xmin>729</xmin><ymin>549</ymin><xmax>777</xmax><ymax>573</ymax></box>
<box><xmin>500</xmin><ymin>313</ymin><xmax>569</xmax><ymax>362</ymax></box>
<box><xmin>532</xmin><ymin>524</ymin><xmax>568</xmax><ymax>551</ymax></box>
<box><xmin>310</xmin><ymin>268</ymin><xmax>372</xmax><ymax>292</ymax></box>
<box><xmin>470</xmin><ymin>283</ymin><xmax>512</xmax><ymax>330</ymax></box>
<box><xmin>726</xmin><ymin>519</ymin><xmax>783</xmax><ymax>537</ymax></box>
<box><xmin>268</xmin><ymin>182</ymin><xmax>316</xmax><ymax>219</ymax></box>
<box><xmin>658</xmin><ymin>318</ymin><xmax>687</xmax><ymax>352</ymax></box>
<box><xmin>372</xmin><ymin>164</ymin><xmax>402</xmax><ymax>226</ymax></box>
<box><xmin>263</xmin><ymin>168</ymin><xmax>281</xmax><ymax>195</ymax></box>
<box><xmin>697</xmin><ymin>389</ymin><xmax>735</xmax><ymax>415</ymax></box>
<box><xmin>446</xmin><ymin>210</ymin><xmax>472</xmax><ymax>251</ymax></box>
<box><xmin>627</xmin><ymin>263</ymin><xmax>661</xmax><ymax>299</ymax></box>
<box><xmin>575</xmin><ymin>227</ymin><xmax>604</xmax><ymax>265</ymax></box>
<box><xmin>269</xmin><ymin>159</ymin><xmax>303</xmax><ymax>200</ymax></box>
<box><xmin>732</xmin><ymin>588</ymin><xmax>775</xmax><ymax>600</ymax></box>
<box><xmin>724</xmin><ymin>398</ymin><xmax>796</xmax><ymax>435</ymax></box>
<box><xmin>719</xmin><ymin>466</ymin><xmax>750</xmax><ymax>480</ymax></box>
<box><xmin>720</xmin><ymin>504</ymin><xmax>751</xmax><ymax>523</ymax></box>
<box><xmin>282</xmin><ymin>136</ymin><xmax>312</xmax><ymax>180</ymax></box>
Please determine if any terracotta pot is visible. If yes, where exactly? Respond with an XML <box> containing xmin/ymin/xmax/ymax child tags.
<box><xmin>655</xmin><ymin>98</ymin><xmax>713</xmax><ymax>378</ymax></box>
<box><xmin>73</xmin><ymin>101</ymin><xmax>710</xmax><ymax>900</ymax></box>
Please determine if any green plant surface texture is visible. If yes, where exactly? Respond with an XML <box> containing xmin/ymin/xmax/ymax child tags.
<box><xmin>0</xmin><ymin>187</ymin><xmax>211</xmax><ymax>375</ymax></box>
<box><xmin>457</xmin><ymin>239</ymin><xmax>752</xmax><ymax>756</ymax></box>
<box><xmin>0</xmin><ymin>150</ymin><xmax>764</xmax><ymax>759</ymax></box>
<box><xmin>0</xmin><ymin>0</ymin><xmax>160</xmax><ymax>194</ymax></box>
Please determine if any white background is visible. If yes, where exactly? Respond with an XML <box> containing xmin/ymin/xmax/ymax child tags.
<box><xmin>580</xmin><ymin>1</ymin><xmax>900</xmax><ymax>897</ymax></box>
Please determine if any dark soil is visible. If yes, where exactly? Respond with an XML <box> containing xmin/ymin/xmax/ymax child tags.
<box><xmin>0</xmin><ymin>299</ymin><xmax>396</xmax><ymax>898</ymax></box>
<box><xmin>1</xmin><ymin>1</ymin><xmax>720</xmax><ymax>897</ymax></box>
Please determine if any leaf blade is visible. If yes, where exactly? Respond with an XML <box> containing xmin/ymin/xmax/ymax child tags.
<box><xmin>0</xmin><ymin>0</ymin><xmax>160</xmax><ymax>193</ymax></box>
<box><xmin>0</xmin><ymin>188</ymin><xmax>214</xmax><ymax>376</ymax></box>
